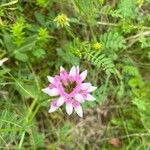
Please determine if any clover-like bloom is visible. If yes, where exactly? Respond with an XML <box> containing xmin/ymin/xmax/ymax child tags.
<box><xmin>54</xmin><ymin>13</ymin><xmax>70</xmax><ymax>27</ymax></box>
<box><xmin>42</xmin><ymin>66</ymin><xmax>97</xmax><ymax>117</ymax></box>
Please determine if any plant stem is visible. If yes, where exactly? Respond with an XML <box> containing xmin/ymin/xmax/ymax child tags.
<box><xmin>18</xmin><ymin>131</ymin><xmax>25</xmax><ymax>149</ymax></box>
<box><xmin>65</xmin><ymin>27</ymin><xmax>76</xmax><ymax>39</ymax></box>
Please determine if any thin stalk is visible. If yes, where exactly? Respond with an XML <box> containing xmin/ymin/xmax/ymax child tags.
<box><xmin>65</xmin><ymin>27</ymin><xmax>76</xmax><ymax>39</ymax></box>
<box><xmin>18</xmin><ymin>131</ymin><xmax>25</xmax><ymax>149</ymax></box>
<box><xmin>100</xmin><ymin>74</ymin><xmax>110</xmax><ymax>102</ymax></box>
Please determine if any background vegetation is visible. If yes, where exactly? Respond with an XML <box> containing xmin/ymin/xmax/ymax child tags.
<box><xmin>0</xmin><ymin>0</ymin><xmax>150</xmax><ymax>149</ymax></box>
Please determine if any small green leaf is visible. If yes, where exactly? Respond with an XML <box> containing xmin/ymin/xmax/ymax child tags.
<box><xmin>3</xmin><ymin>32</ymin><xmax>16</xmax><ymax>52</ymax></box>
<box><xmin>132</xmin><ymin>98</ymin><xmax>146</xmax><ymax>111</ymax></box>
<box><xmin>34</xmin><ymin>12</ymin><xmax>46</xmax><ymax>26</ymax></box>
<box><xmin>57</xmin><ymin>48</ymin><xmax>80</xmax><ymax>66</ymax></box>
<box><xmin>12</xmin><ymin>35</ymin><xmax>38</xmax><ymax>55</ymax></box>
<box><xmin>14</xmin><ymin>53</ymin><xmax>29</xmax><ymax>62</ymax></box>
<box><xmin>0</xmin><ymin>68</ymin><xmax>10</xmax><ymax>76</ymax></box>
<box><xmin>32</xmin><ymin>48</ymin><xmax>46</xmax><ymax>58</ymax></box>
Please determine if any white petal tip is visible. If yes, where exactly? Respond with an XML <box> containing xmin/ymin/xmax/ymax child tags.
<box><xmin>86</xmin><ymin>94</ymin><xmax>96</xmax><ymax>101</ymax></box>
<box><xmin>47</xmin><ymin>76</ymin><xmax>54</xmax><ymax>84</ymax></box>
<box><xmin>48</xmin><ymin>108</ymin><xmax>56</xmax><ymax>113</ymax></box>
<box><xmin>69</xmin><ymin>66</ymin><xmax>76</xmax><ymax>76</ymax></box>
<box><xmin>75</xmin><ymin>106</ymin><xmax>83</xmax><ymax>117</ymax></box>
<box><xmin>60</xmin><ymin>66</ymin><xmax>64</xmax><ymax>72</ymax></box>
<box><xmin>80</xmin><ymin>70</ymin><xmax>88</xmax><ymax>81</ymax></box>
<box><xmin>76</xmin><ymin>66</ymin><xmax>80</xmax><ymax>74</ymax></box>
<box><xmin>0</xmin><ymin>58</ymin><xmax>8</xmax><ymax>66</ymax></box>
<box><xmin>57</xmin><ymin>97</ymin><xmax>65</xmax><ymax>106</ymax></box>
<box><xmin>49</xmin><ymin>88</ymin><xmax>60</xmax><ymax>96</ymax></box>
<box><xmin>88</xmin><ymin>86</ymin><xmax>97</xmax><ymax>92</ymax></box>
<box><xmin>66</xmin><ymin>104</ymin><xmax>73</xmax><ymax>115</ymax></box>
<box><xmin>42</xmin><ymin>87</ymin><xmax>50</xmax><ymax>95</ymax></box>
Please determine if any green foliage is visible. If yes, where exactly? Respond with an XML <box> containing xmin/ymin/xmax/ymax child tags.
<box><xmin>4</xmin><ymin>32</ymin><xmax>38</xmax><ymax>62</ymax></box>
<box><xmin>0</xmin><ymin>109</ymin><xmax>25</xmax><ymax>147</ymax></box>
<box><xmin>118</xmin><ymin>0</ymin><xmax>137</xmax><ymax>20</ymax></box>
<box><xmin>38</xmin><ymin>28</ymin><xmax>49</xmax><ymax>46</ymax></box>
<box><xmin>123</xmin><ymin>65</ymin><xmax>140</xmax><ymax>76</ymax></box>
<box><xmin>99</xmin><ymin>5</ymin><xmax>122</xmax><ymax>18</ymax></box>
<box><xmin>32</xmin><ymin>48</ymin><xmax>46</xmax><ymax>58</ymax></box>
<box><xmin>139</xmin><ymin>36</ymin><xmax>150</xmax><ymax>48</ymax></box>
<box><xmin>57</xmin><ymin>48</ymin><xmax>80</xmax><ymax>66</ymax></box>
<box><xmin>10</xmin><ymin>17</ymin><xmax>27</xmax><ymax>47</ymax></box>
<box><xmin>99</xmin><ymin>31</ymin><xmax>126</xmax><ymax>53</ymax></box>
<box><xmin>36</xmin><ymin>0</ymin><xmax>48</xmax><ymax>8</ymax></box>
<box><xmin>73</xmin><ymin>0</ymin><xmax>99</xmax><ymax>25</ymax></box>
<box><xmin>85</xmin><ymin>51</ymin><xmax>115</xmax><ymax>75</ymax></box>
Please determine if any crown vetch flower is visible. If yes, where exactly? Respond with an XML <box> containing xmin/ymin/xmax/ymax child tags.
<box><xmin>42</xmin><ymin>66</ymin><xmax>97</xmax><ymax>117</ymax></box>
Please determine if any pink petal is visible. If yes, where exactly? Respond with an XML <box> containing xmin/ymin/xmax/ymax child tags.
<box><xmin>57</xmin><ymin>97</ymin><xmax>65</xmax><ymax>106</ymax></box>
<box><xmin>81</xmin><ymin>83</ymin><xmax>91</xmax><ymax>90</ymax></box>
<box><xmin>74</xmin><ymin>105</ymin><xmax>83</xmax><ymax>117</ymax></box>
<box><xmin>66</xmin><ymin>103</ymin><xmax>73</xmax><ymax>115</ymax></box>
<box><xmin>69</xmin><ymin>66</ymin><xmax>76</xmax><ymax>76</ymax></box>
<box><xmin>80</xmin><ymin>70</ymin><xmax>87</xmax><ymax>81</ymax></box>
<box><xmin>86</xmin><ymin>94</ymin><xmax>96</xmax><ymax>101</ymax></box>
<box><xmin>49</xmin><ymin>88</ymin><xmax>60</xmax><ymax>96</ymax></box>
<box><xmin>47</xmin><ymin>76</ymin><xmax>55</xmax><ymax>84</ymax></box>
<box><xmin>42</xmin><ymin>87</ymin><xmax>51</xmax><ymax>95</ymax></box>
<box><xmin>74</xmin><ymin>93</ymin><xmax>84</xmax><ymax>103</ymax></box>
<box><xmin>87</xmin><ymin>86</ymin><xmax>97</xmax><ymax>92</ymax></box>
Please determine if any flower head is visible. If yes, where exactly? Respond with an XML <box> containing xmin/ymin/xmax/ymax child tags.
<box><xmin>93</xmin><ymin>42</ymin><xmax>103</xmax><ymax>51</ymax></box>
<box><xmin>54</xmin><ymin>13</ymin><xmax>70</xmax><ymax>27</ymax></box>
<box><xmin>42</xmin><ymin>66</ymin><xmax>97</xmax><ymax>117</ymax></box>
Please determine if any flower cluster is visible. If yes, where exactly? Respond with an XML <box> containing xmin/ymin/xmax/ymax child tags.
<box><xmin>42</xmin><ymin>66</ymin><xmax>97</xmax><ymax>117</ymax></box>
<box><xmin>92</xmin><ymin>42</ymin><xmax>103</xmax><ymax>51</ymax></box>
<box><xmin>54</xmin><ymin>13</ymin><xmax>70</xmax><ymax>27</ymax></box>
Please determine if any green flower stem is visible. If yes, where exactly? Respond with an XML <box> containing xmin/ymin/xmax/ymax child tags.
<box><xmin>65</xmin><ymin>27</ymin><xmax>76</xmax><ymax>39</ymax></box>
<box><xmin>29</xmin><ymin>104</ymin><xmax>41</xmax><ymax>122</ymax></box>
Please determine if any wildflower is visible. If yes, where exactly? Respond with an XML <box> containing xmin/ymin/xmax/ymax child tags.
<box><xmin>75</xmin><ymin>49</ymin><xmax>82</xmax><ymax>58</ymax></box>
<box><xmin>42</xmin><ymin>66</ymin><xmax>97</xmax><ymax>117</ymax></box>
<box><xmin>0</xmin><ymin>58</ymin><xmax>8</xmax><ymax>66</ymax></box>
<box><xmin>54</xmin><ymin>13</ymin><xmax>70</xmax><ymax>27</ymax></box>
<box><xmin>93</xmin><ymin>42</ymin><xmax>103</xmax><ymax>51</ymax></box>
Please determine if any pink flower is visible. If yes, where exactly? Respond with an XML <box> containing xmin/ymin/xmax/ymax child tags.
<box><xmin>42</xmin><ymin>66</ymin><xmax>97</xmax><ymax>117</ymax></box>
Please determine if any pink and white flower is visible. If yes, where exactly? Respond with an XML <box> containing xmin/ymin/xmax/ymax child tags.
<box><xmin>42</xmin><ymin>66</ymin><xmax>97</xmax><ymax>117</ymax></box>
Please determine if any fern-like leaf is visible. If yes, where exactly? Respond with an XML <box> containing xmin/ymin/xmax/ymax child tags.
<box><xmin>123</xmin><ymin>65</ymin><xmax>140</xmax><ymax>76</ymax></box>
<box><xmin>100</xmin><ymin>5</ymin><xmax>122</xmax><ymax>18</ymax></box>
<box><xmin>118</xmin><ymin>0</ymin><xmax>136</xmax><ymax>20</ymax></box>
<box><xmin>100</xmin><ymin>31</ymin><xmax>126</xmax><ymax>52</ymax></box>
<box><xmin>85</xmin><ymin>51</ymin><xmax>115</xmax><ymax>75</ymax></box>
